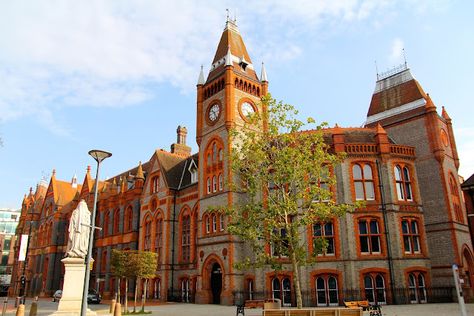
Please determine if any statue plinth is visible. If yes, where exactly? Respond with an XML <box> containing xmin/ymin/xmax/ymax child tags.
<box><xmin>49</xmin><ymin>257</ymin><xmax>97</xmax><ymax>316</ymax></box>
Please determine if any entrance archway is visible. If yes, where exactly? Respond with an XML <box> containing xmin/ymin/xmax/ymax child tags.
<box><xmin>210</xmin><ymin>263</ymin><xmax>222</xmax><ymax>304</ymax></box>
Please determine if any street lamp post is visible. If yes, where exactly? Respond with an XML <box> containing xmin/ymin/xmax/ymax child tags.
<box><xmin>81</xmin><ymin>150</ymin><xmax>111</xmax><ymax>316</ymax></box>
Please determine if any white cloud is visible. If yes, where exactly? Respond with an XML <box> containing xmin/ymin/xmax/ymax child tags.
<box><xmin>0</xmin><ymin>0</ymin><xmax>446</xmax><ymax>135</ymax></box>
<box><xmin>389</xmin><ymin>38</ymin><xmax>405</xmax><ymax>64</ymax></box>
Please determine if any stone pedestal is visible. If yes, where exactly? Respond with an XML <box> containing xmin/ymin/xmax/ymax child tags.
<box><xmin>49</xmin><ymin>257</ymin><xmax>97</xmax><ymax>316</ymax></box>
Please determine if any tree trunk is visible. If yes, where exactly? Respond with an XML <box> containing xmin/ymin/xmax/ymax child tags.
<box><xmin>141</xmin><ymin>279</ymin><xmax>148</xmax><ymax>312</ymax></box>
<box><xmin>290</xmin><ymin>249</ymin><xmax>303</xmax><ymax>308</ymax></box>
<box><xmin>117</xmin><ymin>278</ymin><xmax>121</xmax><ymax>304</ymax></box>
<box><xmin>133</xmin><ymin>277</ymin><xmax>138</xmax><ymax>313</ymax></box>
<box><xmin>124</xmin><ymin>278</ymin><xmax>128</xmax><ymax>313</ymax></box>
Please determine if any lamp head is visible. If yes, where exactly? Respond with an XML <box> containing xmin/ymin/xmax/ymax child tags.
<box><xmin>88</xmin><ymin>150</ymin><xmax>112</xmax><ymax>163</ymax></box>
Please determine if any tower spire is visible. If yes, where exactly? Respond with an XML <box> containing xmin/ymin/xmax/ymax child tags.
<box><xmin>261</xmin><ymin>62</ymin><xmax>268</xmax><ymax>82</ymax></box>
<box><xmin>197</xmin><ymin>65</ymin><xmax>205</xmax><ymax>85</ymax></box>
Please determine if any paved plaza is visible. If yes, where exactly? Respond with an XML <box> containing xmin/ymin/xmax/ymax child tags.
<box><xmin>2</xmin><ymin>299</ymin><xmax>473</xmax><ymax>316</ymax></box>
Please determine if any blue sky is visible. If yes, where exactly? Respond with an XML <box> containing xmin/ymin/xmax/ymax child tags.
<box><xmin>1</xmin><ymin>0</ymin><xmax>473</xmax><ymax>209</ymax></box>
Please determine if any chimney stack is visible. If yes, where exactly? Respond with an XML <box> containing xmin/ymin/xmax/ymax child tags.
<box><xmin>171</xmin><ymin>125</ymin><xmax>191</xmax><ymax>157</ymax></box>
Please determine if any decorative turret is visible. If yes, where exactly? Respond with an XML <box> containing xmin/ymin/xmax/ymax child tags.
<box><xmin>135</xmin><ymin>161</ymin><xmax>145</xmax><ymax>188</ymax></box>
<box><xmin>374</xmin><ymin>123</ymin><xmax>390</xmax><ymax>155</ymax></box>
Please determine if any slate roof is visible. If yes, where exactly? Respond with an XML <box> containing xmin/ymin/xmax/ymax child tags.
<box><xmin>461</xmin><ymin>174</ymin><xmax>474</xmax><ymax>190</ymax></box>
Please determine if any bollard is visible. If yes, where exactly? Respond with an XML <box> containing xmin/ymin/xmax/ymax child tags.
<box><xmin>110</xmin><ymin>299</ymin><xmax>116</xmax><ymax>314</ymax></box>
<box><xmin>29</xmin><ymin>300</ymin><xmax>38</xmax><ymax>316</ymax></box>
<box><xmin>15</xmin><ymin>304</ymin><xmax>25</xmax><ymax>316</ymax></box>
<box><xmin>113</xmin><ymin>302</ymin><xmax>122</xmax><ymax>316</ymax></box>
<box><xmin>2</xmin><ymin>297</ymin><xmax>8</xmax><ymax>316</ymax></box>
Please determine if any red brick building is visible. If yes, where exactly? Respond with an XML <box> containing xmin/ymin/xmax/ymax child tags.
<box><xmin>10</xmin><ymin>19</ymin><xmax>473</xmax><ymax>306</ymax></box>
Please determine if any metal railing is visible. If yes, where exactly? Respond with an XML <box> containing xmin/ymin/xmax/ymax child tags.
<box><xmin>232</xmin><ymin>287</ymin><xmax>455</xmax><ymax>307</ymax></box>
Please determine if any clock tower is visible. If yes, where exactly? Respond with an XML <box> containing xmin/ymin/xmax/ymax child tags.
<box><xmin>194</xmin><ymin>18</ymin><xmax>268</xmax><ymax>304</ymax></box>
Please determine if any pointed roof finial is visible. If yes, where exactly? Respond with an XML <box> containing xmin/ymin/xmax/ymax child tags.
<box><xmin>226</xmin><ymin>8</ymin><xmax>230</xmax><ymax>22</ymax></box>
<box><xmin>403</xmin><ymin>48</ymin><xmax>407</xmax><ymax>67</ymax></box>
<box><xmin>136</xmin><ymin>161</ymin><xmax>145</xmax><ymax>180</ymax></box>
<box><xmin>261</xmin><ymin>62</ymin><xmax>268</xmax><ymax>82</ymax></box>
<box><xmin>197</xmin><ymin>65</ymin><xmax>205</xmax><ymax>85</ymax></box>
<box><xmin>225</xmin><ymin>45</ymin><xmax>233</xmax><ymax>66</ymax></box>
<box><xmin>442</xmin><ymin>106</ymin><xmax>451</xmax><ymax>120</ymax></box>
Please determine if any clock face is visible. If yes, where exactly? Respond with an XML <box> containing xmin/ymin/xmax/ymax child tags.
<box><xmin>241</xmin><ymin>102</ymin><xmax>255</xmax><ymax>118</ymax></box>
<box><xmin>208</xmin><ymin>103</ymin><xmax>220</xmax><ymax>122</ymax></box>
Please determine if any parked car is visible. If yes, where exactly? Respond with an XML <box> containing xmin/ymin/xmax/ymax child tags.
<box><xmin>52</xmin><ymin>290</ymin><xmax>62</xmax><ymax>302</ymax></box>
<box><xmin>87</xmin><ymin>289</ymin><xmax>101</xmax><ymax>304</ymax></box>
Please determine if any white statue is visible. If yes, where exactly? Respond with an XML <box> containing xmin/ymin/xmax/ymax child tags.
<box><xmin>66</xmin><ymin>199</ymin><xmax>90</xmax><ymax>258</ymax></box>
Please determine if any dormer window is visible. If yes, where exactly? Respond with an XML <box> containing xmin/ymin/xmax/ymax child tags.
<box><xmin>188</xmin><ymin>159</ymin><xmax>198</xmax><ymax>184</ymax></box>
<box><xmin>239</xmin><ymin>56</ymin><xmax>248</xmax><ymax>71</ymax></box>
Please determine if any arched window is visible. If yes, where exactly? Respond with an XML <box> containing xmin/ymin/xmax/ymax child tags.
<box><xmin>101</xmin><ymin>250</ymin><xmax>107</xmax><ymax>272</ymax></box>
<box><xmin>181</xmin><ymin>278</ymin><xmax>190</xmax><ymax>303</ymax></box>
<box><xmin>205</xmin><ymin>215</ymin><xmax>210</xmax><ymax>234</ymax></box>
<box><xmin>408</xmin><ymin>272</ymin><xmax>427</xmax><ymax>303</ymax></box>
<box><xmin>155</xmin><ymin>216</ymin><xmax>163</xmax><ymax>264</ymax></box>
<box><xmin>154</xmin><ymin>278</ymin><xmax>161</xmax><ymax>299</ymax></box>
<box><xmin>449</xmin><ymin>174</ymin><xmax>463</xmax><ymax>222</ymax></box>
<box><xmin>218</xmin><ymin>174</ymin><xmax>223</xmax><ymax>191</ymax></box>
<box><xmin>113</xmin><ymin>209</ymin><xmax>120</xmax><ymax>234</ymax></box>
<box><xmin>212</xmin><ymin>176</ymin><xmax>217</xmax><ymax>192</ymax></box>
<box><xmin>212</xmin><ymin>214</ymin><xmax>217</xmax><ymax>232</ymax></box>
<box><xmin>316</xmin><ymin>275</ymin><xmax>339</xmax><ymax>306</ymax></box>
<box><xmin>144</xmin><ymin>217</ymin><xmax>152</xmax><ymax>251</ymax></box>
<box><xmin>104</xmin><ymin>211</ymin><xmax>110</xmax><ymax>236</ymax></box>
<box><xmin>271</xmin><ymin>277</ymin><xmax>292</xmax><ymax>307</ymax></box>
<box><xmin>401</xmin><ymin>219</ymin><xmax>421</xmax><ymax>254</ymax></box>
<box><xmin>358</xmin><ymin>219</ymin><xmax>381</xmax><ymax>254</ymax></box>
<box><xmin>204</xmin><ymin>138</ymin><xmax>224</xmax><ymax>195</ymax></box>
<box><xmin>394</xmin><ymin>165</ymin><xmax>413</xmax><ymax>201</ymax></box>
<box><xmin>219</xmin><ymin>213</ymin><xmax>225</xmax><ymax>231</ymax></box>
<box><xmin>352</xmin><ymin>163</ymin><xmax>375</xmax><ymax>200</ymax></box>
<box><xmin>312</xmin><ymin>222</ymin><xmax>335</xmax><ymax>256</ymax></box>
<box><xmin>124</xmin><ymin>206</ymin><xmax>133</xmax><ymax>232</ymax></box>
<box><xmin>247</xmin><ymin>279</ymin><xmax>254</xmax><ymax>300</ymax></box>
<box><xmin>364</xmin><ymin>274</ymin><xmax>386</xmax><ymax>304</ymax></box>
<box><xmin>181</xmin><ymin>215</ymin><xmax>191</xmax><ymax>262</ymax></box>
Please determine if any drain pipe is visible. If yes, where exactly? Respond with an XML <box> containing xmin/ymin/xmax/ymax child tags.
<box><xmin>170</xmin><ymin>159</ymin><xmax>188</xmax><ymax>300</ymax></box>
<box><xmin>376</xmin><ymin>159</ymin><xmax>396</xmax><ymax>304</ymax></box>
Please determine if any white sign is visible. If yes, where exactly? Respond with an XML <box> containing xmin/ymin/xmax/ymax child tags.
<box><xmin>18</xmin><ymin>234</ymin><xmax>29</xmax><ymax>262</ymax></box>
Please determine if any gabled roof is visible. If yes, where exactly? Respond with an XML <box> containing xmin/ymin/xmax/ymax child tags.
<box><xmin>366</xmin><ymin>67</ymin><xmax>427</xmax><ymax>125</ymax></box>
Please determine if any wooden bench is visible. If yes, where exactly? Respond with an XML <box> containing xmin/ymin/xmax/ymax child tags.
<box><xmin>343</xmin><ymin>300</ymin><xmax>369</xmax><ymax>310</ymax></box>
<box><xmin>262</xmin><ymin>307</ymin><xmax>363</xmax><ymax>316</ymax></box>
<box><xmin>244</xmin><ymin>299</ymin><xmax>265</xmax><ymax>308</ymax></box>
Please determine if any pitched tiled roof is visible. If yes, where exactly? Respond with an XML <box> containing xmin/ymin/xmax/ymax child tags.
<box><xmin>53</xmin><ymin>179</ymin><xmax>82</xmax><ymax>206</ymax></box>
<box><xmin>367</xmin><ymin>68</ymin><xmax>427</xmax><ymax>118</ymax></box>
<box><xmin>461</xmin><ymin>174</ymin><xmax>474</xmax><ymax>190</ymax></box>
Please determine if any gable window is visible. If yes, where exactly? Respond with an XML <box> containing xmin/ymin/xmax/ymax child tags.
<box><xmin>312</xmin><ymin>222</ymin><xmax>335</xmax><ymax>256</ymax></box>
<box><xmin>190</xmin><ymin>169</ymin><xmax>198</xmax><ymax>184</ymax></box>
<box><xmin>394</xmin><ymin>165</ymin><xmax>413</xmax><ymax>201</ymax></box>
<box><xmin>352</xmin><ymin>163</ymin><xmax>375</xmax><ymax>200</ymax></box>
<box><xmin>358</xmin><ymin>219</ymin><xmax>381</xmax><ymax>254</ymax></box>
<box><xmin>151</xmin><ymin>176</ymin><xmax>160</xmax><ymax>194</ymax></box>
<box><xmin>212</xmin><ymin>214</ymin><xmax>217</xmax><ymax>232</ymax></box>
<box><xmin>401</xmin><ymin>219</ymin><xmax>421</xmax><ymax>254</ymax></box>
